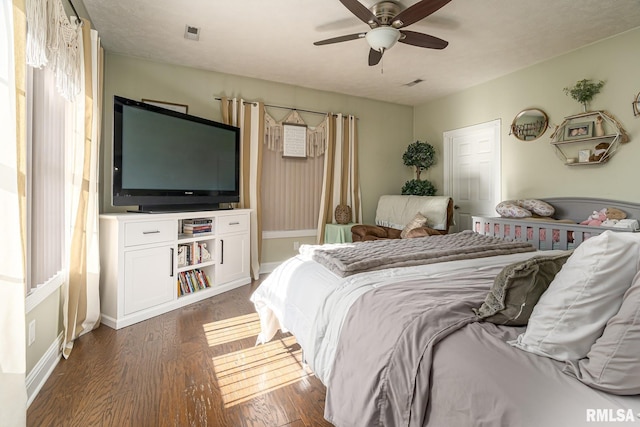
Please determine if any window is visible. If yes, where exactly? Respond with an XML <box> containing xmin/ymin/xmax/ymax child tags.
<box><xmin>25</xmin><ymin>66</ymin><xmax>66</xmax><ymax>298</ymax></box>
<box><xmin>261</xmin><ymin>111</ymin><xmax>326</xmax><ymax>233</ymax></box>
<box><xmin>261</xmin><ymin>151</ymin><xmax>324</xmax><ymax>232</ymax></box>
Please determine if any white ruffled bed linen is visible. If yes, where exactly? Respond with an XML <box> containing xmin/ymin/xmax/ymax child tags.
<box><xmin>250</xmin><ymin>244</ymin><xmax>562</xmax><ymax>385</ymax></box>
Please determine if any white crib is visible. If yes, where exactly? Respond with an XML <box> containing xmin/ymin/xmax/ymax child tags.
<box><xmin>473</xmin><ymin>197</ymin><xmax>639</xmax><ymax>251</ymax></box>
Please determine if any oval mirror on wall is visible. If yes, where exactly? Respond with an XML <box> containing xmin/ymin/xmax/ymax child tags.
<box><xmin>510</xmin><ymin>108</ymin><xmax>549</xmax><ymax>141</ymax></box>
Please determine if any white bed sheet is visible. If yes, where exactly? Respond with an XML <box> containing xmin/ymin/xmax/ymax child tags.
<box><xmin>250</xmin><ymin>244</ymin><xmax>563</xmax><ymax>385</ymax></box>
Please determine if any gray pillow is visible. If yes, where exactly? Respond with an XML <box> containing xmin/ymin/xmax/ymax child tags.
<box><xmin>563</xmin><ymin>270</ymin><xmax>640</xmax><ymax>395</ymax></box>
<box><xmin>473</xmin><ymin>251</ymin><xmax>572</xmax><ymax>325</ymax></box>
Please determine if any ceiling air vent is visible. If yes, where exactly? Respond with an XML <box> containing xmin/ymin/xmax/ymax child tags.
<box><xmin>404</xmin><ymin>79</ymin><xmax>424</xmax><ymax>87</ymax></box>
<box><xmin>184</xmin><ymin>25</ymin><xmax>200</xmax><ymax>41</ymax></box>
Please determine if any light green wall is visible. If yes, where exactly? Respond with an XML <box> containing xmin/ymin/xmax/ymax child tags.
<box><xmin>100</xmin><ymin>53</ymin><xmax>414</xmax><ymax>263</ymax></box>
<box><xmin>25</xmin><ymin>289</ymin><xmax>62</xmax><ymax>374</ymax></box>
<box><xmin>414</xmin><ymin>27</ymin><xmax>640</xmax><ymax>203</ymax></box>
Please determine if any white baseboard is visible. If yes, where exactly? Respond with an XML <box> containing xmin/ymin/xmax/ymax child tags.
<box><xmin>259</xmin><ymin>262</ymin><xmax>281</xmax><ymax>275</ymax></box>
<box><xmin>26</xmin><ymin>332</ymin><xmax>63</xmax><ymax>408</ymax></box>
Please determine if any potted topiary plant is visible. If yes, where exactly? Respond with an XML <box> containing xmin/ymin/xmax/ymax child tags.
<box><xmin>563</xmin><ymin>78</ymin><xmax>605</xmax><ymax>112</ymax></box>
<box><xmin>401</xmin><ymin>141</ymin><xmax>437</xmax><ymax>196</ymax></box>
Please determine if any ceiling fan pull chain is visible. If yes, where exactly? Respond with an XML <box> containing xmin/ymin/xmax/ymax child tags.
<box><xmin>380</xmin><ymin>50</ymin><xmax>384</xmax><ymax>74</ymax></box>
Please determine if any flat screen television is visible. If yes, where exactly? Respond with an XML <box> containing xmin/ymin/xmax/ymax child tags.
<box><xmin>112</xmin><ymin>95</ymin><xmax>240</xmax><ymax>213</ymax></box>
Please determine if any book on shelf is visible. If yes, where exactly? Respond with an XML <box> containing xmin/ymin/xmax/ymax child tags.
<box><xmin>182</xmin><ymin>226</ymin><xmax>212</xmax><ymax>235</ymax></box>
<box><xmin>182</xmin><ymin>218</ymin><xmax>213</xmax><ymax>225</ymax></box>
<box><xmin>182</xmin><ymin>223</ymin><xmax>212</xmax><ymax>229</ymax></box>
<box><xmin>179</xmin><ymin>242</ymin><xmax>208</xmax><ymax>266</ymax></box>
<box><xmin>177</xmin><ymin>269</ymin><xmax>211</xmax><ymax>296</ymax></box>
<box><xmin>182</xmin><ymin>218</ymin><xmax>213</xmax><ymax>234</ymax></box>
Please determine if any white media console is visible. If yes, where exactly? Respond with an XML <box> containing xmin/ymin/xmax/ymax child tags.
<box><xmin>99</xmin><ymin>209</ymin><xmax>251</xmax><ymax>329</ymax></box>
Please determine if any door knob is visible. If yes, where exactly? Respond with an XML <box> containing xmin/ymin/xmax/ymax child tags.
<box><xmin>454</xmin><ymin>205</ymin><xmax>460</xmax><ymax>210</ymax></box>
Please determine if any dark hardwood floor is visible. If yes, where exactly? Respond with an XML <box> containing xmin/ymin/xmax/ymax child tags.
<box><xmin>27</xmin><ymin>278</ymin><xmax>334</xmax><ymax>427</ymax></box>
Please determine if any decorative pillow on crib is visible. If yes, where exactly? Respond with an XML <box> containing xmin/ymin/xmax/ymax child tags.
<box><xmin>495</xmin><ymin>201</ymin><xmax>532</xmax><ymax>218</ymax></box>
<box><xmin>516</xmin><ymin>199</ymin><xmax>555</xmax><ymax>217</ymax></box>
<box><xmin>509</xmin><ymin>231</ymin><xmax>640</xmax><ymax>362</ymax></box>
<box><xmin>496</xmin><ymin>199</ymin><xmax>555</xmax><ymax>218</ymax></box>
<box><xmin>400</xmin><ymin>213</ymin><xmax>428</xmax><ymax>238</ymax></box>
<box><xmin>473</xmin><ymin>251</ymin><xmax>572</xmax><ymax>326</ymax></box>
<box><xmin>563</xmin><ymin>270</ymin><xmax>640</xmax><ymax>395</ymax></box>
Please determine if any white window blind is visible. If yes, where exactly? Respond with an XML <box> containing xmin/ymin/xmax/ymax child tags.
<box><xmin>261</xmin><ymin>148</ymin><xmax>324</xmax><ymax>232</ymax></box>
<box><xmin>26</xmin><ymin>67</ymin><xmax>65</xmax><ymax>295</ymax></box>
<box><xmin>261</xmin><ymin>110</ymin><xmax>326</xmax><ymax>233</ymax></box>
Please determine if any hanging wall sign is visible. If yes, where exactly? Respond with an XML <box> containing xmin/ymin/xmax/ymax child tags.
<box><xmin>283</xmin><ymin>123</ymin><xmax>307</xmax><ymax>158</ymax></box>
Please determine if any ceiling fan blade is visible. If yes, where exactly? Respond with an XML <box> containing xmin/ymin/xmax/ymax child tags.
<box><xmin>339</xmin><ymin>0</ymin><xmax>380</xmax><ymax>26</ymax></box>
<box><xmin>392</xmin><ymin>0</ymin><xmax>451</xmax><ymax>28</ymax></box>
<box><xmin>399</xmin><ymin>30</ymin><xmax>448</xmax><ymax>49</ymax></box>
<box><xmin>314</xmin><ymin>32</ymin><xmax>366</xmax><ymax>46</ymax></box>
<box><xmin>368</xmin><ymin>48</ymin><xmax>383</xmax><ymax>66</ymax></box>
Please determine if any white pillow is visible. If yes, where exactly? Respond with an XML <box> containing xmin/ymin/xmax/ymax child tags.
<box><xmin>510</xmin><ymin>231</ymin><xmax>640</xmax><ymax>361</ymax></box>
<box><xmin>563</xmin><ymin>269</ymin><xmax>640</xmax><ymax>394</ymax></box>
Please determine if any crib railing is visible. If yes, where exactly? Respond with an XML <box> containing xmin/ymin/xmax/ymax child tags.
<box><xmin>471</xmin><ymin>216</ymin><xmax>629</xmax><ymax>250</ymax></box>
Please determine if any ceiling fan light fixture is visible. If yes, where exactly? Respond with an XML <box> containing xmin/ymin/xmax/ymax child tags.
<box><xmin>365</xmin><ymin>26</ymin><xmax>401</xmax><ymax>51</ymax></box>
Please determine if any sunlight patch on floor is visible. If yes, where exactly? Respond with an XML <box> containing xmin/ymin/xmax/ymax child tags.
<box><xmin>211</xmin><ymin>335</ymin><xmax>312</xmax><ymax>408</ymax></box>
<box><xmin>203</xmin><ymin>313</ymin><xmax>262</xmax><ymax>347</ymax></box>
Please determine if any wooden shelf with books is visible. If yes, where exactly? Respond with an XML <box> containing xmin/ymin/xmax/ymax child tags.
<box><xmin>177</xmin><ymin>268</ymin><xmax>212</xmax><ymax>297</ymax></box>
<box><xmin>177</xmin><ymin>240</ymin><xmax>214</xmax><ymax>269</ymax></box>
<box><xmin>178</xmin><ymin>217</ymin><xmax>214</xmax><ymax>239</ymax></box>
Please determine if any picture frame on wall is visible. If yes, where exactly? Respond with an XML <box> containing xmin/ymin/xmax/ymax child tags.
<box><xmin>142</xmin><ymin>99</ymin><xmax>189</xmax><ymax>114</ymax></box>
<box><xmin>282</xmin><ymin>122</ymin><xmax>308</xmax><ymax>158</ymax></box>
<box><xmin>564</xmin><ymin>121</ymin><xmax>593</xmax><ymax>140</ymax></box>
<box><xmin>578</xmin><ymin>149</ymin><xmax>591</xmax><ymax>163</ymax></box>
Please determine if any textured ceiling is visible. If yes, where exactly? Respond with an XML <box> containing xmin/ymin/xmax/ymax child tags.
<box><xmin>82</xmin><ymin>0</ymin><xmax>640</xmax><ymax>106</ymax></box>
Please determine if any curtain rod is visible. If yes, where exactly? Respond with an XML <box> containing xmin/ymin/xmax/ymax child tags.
<box><xmin>214</xmin><ymin>97</ymin><xmax>356</xmax><ymax>119</ymax></box>
<box><xmin>66</xmin><ymin>0</ymin><xmax>81</xmax><ymax>24</ymax></box>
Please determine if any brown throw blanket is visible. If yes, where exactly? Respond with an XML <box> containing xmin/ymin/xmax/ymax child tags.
<box><xmin>312</xmin><ymin>230</ymin><xmax>535</xmax><ymax>277</ymax></box>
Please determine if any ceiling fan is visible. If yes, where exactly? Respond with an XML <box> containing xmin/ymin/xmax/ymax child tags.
<box><xmin>314</xmin><ymin>0</ymin><xmax>451</xmax><ymax>66</ymax></box>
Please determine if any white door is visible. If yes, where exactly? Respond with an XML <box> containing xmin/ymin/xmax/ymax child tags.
<box><xmin>444</xmin><ymin>120</ymin><xmax>501</xmax><ymax>232</ymax></box>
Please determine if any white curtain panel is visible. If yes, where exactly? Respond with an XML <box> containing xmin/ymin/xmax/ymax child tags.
<box><xmin>62</xmin><ymin>25</ymin><xmax>101</xmax><ymax>358</ymax></box>
<box><xmin>0</xmin><ymin>0</ymin><xmax>28</xmax><ymax>424</ymax></box>
<box><xmin>248</xmin><ymin>102</ymin><xmax>264</xmax><ymax>279</ymax></box>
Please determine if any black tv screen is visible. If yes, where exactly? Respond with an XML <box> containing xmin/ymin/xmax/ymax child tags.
<box><xmin>113</xmin><ymin>96</ymin><xmax>240</xmax><ymax>212</ymax></box>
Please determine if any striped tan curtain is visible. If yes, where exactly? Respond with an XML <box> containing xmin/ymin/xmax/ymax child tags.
<box><xmin>62</xmin><ymin>21</ymin><xmax>102</xmax><ymax>358</ymax></box>
<box><xmin>1</xmin><ymin>0</ymin><xmax>28</xmax><ymax>424</ymax></box>
<box><xmin>221</xmin><ymin>98</ymin><xmax>263</xmax><ymax>279</ymax></box>
<box><xmin>317</xmin><ymin>114</ymin><xmax>362</xmax><ymax>243</ymax></box>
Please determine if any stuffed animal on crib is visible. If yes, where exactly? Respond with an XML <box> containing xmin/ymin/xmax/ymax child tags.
<box><xmin>580</xmin><ymin>207</ymin><xmax>627</xmax><ymax>227</ymax></box>
<box><xmin>581</xmin><ymin>209</ymin><xmax>607</xmax><ymax>226</ymax></box>
<box><xmin>605</xmin><ymin>207</ymin><xmax>627</xmax><ymax>220</ymax></box>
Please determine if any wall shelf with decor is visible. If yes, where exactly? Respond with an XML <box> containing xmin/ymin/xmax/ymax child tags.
<box><xmin>550</xmin><ymin>110</ymin><xmax>628</xmax><ymax>166</ymax></box>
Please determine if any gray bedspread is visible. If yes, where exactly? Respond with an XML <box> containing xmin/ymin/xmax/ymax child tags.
<box><xmin>312</xmin><ymin>230</ymin><xmax>535</xmax><ymax>277</ymax></box>
<box><xmin>322</xmin><ymin>273</ymin><xmax>640</xmax><ymax>427</ymax></box>
<box><xmin>324</xmin><ymin>276</ymin><xmax>488</xmax><ymax>427</ymax></box>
